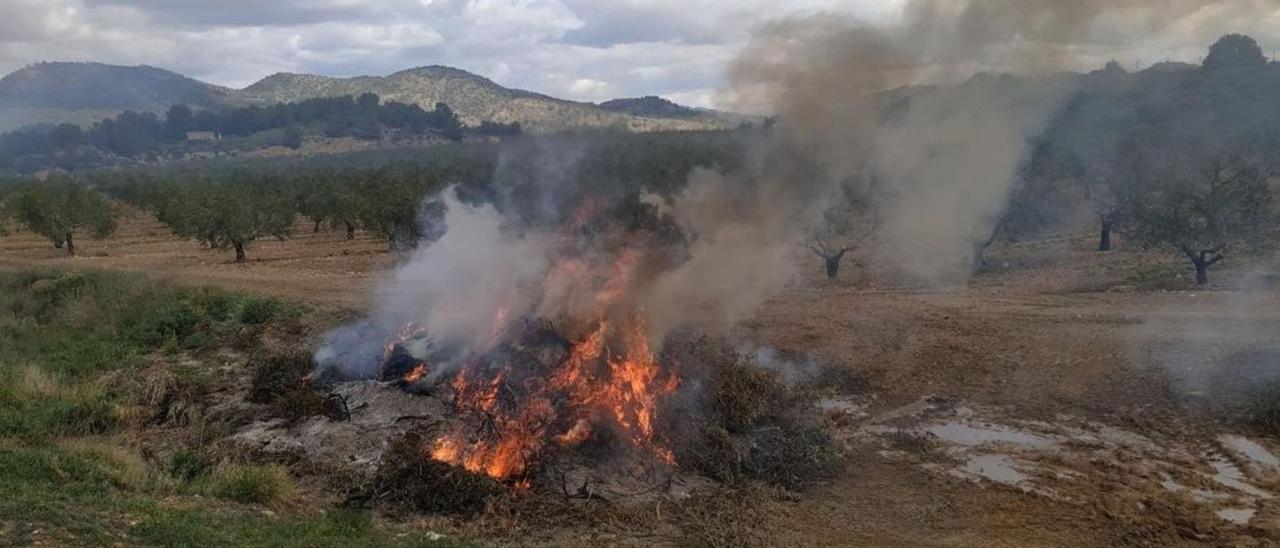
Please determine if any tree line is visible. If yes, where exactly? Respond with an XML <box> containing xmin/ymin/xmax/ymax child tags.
<box><xmin>0</xmin><ymin>131</ymin><xmax>745</xmax><ymax>262</ymax></box>
<box><xmin>0</xmin><ymin>93</ymin><xmax>523</xmax><ymax>171</ymax></box>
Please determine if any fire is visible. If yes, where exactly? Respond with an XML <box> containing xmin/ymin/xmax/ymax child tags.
<box><xmin>401</xmin><ymin>363</ymin><xmax>427</xmax><ymax>383</ymax></box>
<box><xmin>400</xmin><ymin>247</ymin><xmax>682</xmax><ymax>483</ymax></box>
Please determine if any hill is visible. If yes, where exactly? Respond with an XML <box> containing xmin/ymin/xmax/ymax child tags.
<box><xmin>599</xmin><ymin>96</ymin><xmax>699</xmax><ymax>118</ymax></box>
<box><xmin>0</xmin><ymin>63</ymin><xmax>734</xmax><ymax>134</ymax></box>
<box><xmin>236</xmin><ymin>66</ymin><xmax>726</xmax><ymax>133</ymax></box>
<box><xmin>0</xmin><ymin>62</ymin><xmax>231</xmax><ymax>131</ymax></box>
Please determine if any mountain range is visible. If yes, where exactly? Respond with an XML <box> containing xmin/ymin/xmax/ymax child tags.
<box><xmin>0</xmin><ymin>62</ymin><xmax>744</xmax><ymax>133</ymax></box>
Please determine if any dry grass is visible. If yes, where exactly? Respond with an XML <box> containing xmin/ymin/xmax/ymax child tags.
<box><xmin>660</xmin><ymin>334</ymin><xmax>844</xmax><ymax>490</ymax></box>
<box><xmin>12</xmin><ymin>364</ymin><xmax>60</xmax><ymax>399</ymax></box>
<box><xmin>56</xmin><ymin>438</ymin><xmax>177</xmax><ymax>494</ymax></box>
<box><xmin>248</xmin><ymin>352</ymin><xmax>313</xmax><ymax>404</ymax></box>
<box><xmin>672</xmin><ymin>486</ymin><xmax>791</xmax><ymax>548</ymax></box>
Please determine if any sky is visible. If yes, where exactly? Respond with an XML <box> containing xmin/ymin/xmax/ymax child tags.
<box><xmin>0</xmin><ymin>0</ymin><xmax>1277</xmax><ymax>108</ymax></box>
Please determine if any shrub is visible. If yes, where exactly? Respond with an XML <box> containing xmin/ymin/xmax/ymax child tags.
<box><xmin>208</xmin><ymin>464</ymin><xmax>296</xmax><ymax>505</ymax></box>
<box><xmin>740</xmin><ymin>420</ymin><xmax>843</xmax><ymax>490</ymax></box>
<box><xmin>236</xmin><ymin>296</ymin><xmax>284</xmax><ymax>325</ymax></box>
<box><xmin>167</xmin><ymin>451</ymin><xmax>212</xmax><ymax>482</ymax></box>
<box><xmin>710</xmin><ymin>362</ymin><xmax>792</xmax><ymax>434</ymax></box>
<box><xmin>124</xmin><ymin>298</ymin><xmax>199</xmax><ymax>346</ymax></box>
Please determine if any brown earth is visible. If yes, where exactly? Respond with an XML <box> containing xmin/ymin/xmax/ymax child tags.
<box><xmin>4</xmin><ymin>211</ymin><xmax>1280</xmax><ymax>546</ymax></box>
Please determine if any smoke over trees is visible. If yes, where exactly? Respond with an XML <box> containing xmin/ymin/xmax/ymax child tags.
<box><xmin>721</xmin><ymin>1</ymin><xmax>1280</xmax><ymax>285</ymax></box>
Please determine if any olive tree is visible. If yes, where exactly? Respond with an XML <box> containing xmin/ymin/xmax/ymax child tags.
<box><xmin>161</xmin><ymin>175</ymin><xmax>295</xmax><ymax>263</ymax></box>
<box><xmin>296</xmin><ymin>172</ymin><xmax>363</xmax><ymax>239</ymax></box>
<box><xmin>9</xmin><ymin>174</ymin><xmax>116</xmax><ymax>255</ymax></box>
<box><xmin>355</xmin><ymin>168</ymin><xmax>446</xmax><ymax>250</ymax></box>
<box><xmin>1074</xmin><ymin>138</ymin><xmax>1150</xmax><ymax>252</ymax></box>
<box><xmin>1124</xmin><ymin>150</ymin><xmax>1273</xmax><ymax>286</ymax></box>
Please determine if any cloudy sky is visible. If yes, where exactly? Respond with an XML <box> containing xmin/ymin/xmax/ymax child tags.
<box><xmin>0</xmin><ymin>0</ymin><xmax>1277</xmax><ymax>108</ymax></box>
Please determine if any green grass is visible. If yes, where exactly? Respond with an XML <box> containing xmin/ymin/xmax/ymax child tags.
<box><xmin>0</xmin><ymin>445</ymin><xmax>462</xmax><ymax>547</ymax></box>
<box><xmin>0</xmin><ymin>270</ymin><xmax>299</xmax><ymax>439</ymax></box>
<box><xmin>0</xmin><ymin>269</ymin><xmax>461</xmax><ymax>547</ymax></box>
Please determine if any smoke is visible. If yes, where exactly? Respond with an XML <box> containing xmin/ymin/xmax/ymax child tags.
<box><xmin>375</xmin><ymin>191</ymin><xmax>552</xmax><ymax>348</ymax></box>
<box><xmin>721</xmin><ymin>0</ymin><xmax>1277</xmax><ymax>282</ymax></box>
<box><xmin>318</xmin><ymin>1</ymin><xmax>1280</xmax><ymax>378</ymax></box>
<box><xmin>1128</xmin><ymin>269</ymin><xmax>1280</xmax><ymax>406</ymax></box>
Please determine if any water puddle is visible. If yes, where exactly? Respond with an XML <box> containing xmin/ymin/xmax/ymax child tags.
<box><xmin>1208</xmin><ymin>454</ymin><xmax>1272</xmax><ymax>499</ymax></box>
<box><xmin>1159</xmin><ymin>473</ymin><xmax>1230</xmax><ymax>503</ymax></box>
<box><xmin>957</xmin><ymin>453</ymin><xmax>1030</xmax><ymax>486</ymax></box>
<box><xmin>1219</xmin><ymin>435</ymin><xmax>1280</xmax><ymax>474</ymax></box>
<box><xmin>857</xmin><ymin>398</ymin><xmax>1280</xmax><ymax>528</ymax></box>
<box><xmin>1216</xmin><ymin>507</ymin><xmax>1257</xmax><ymax>525</ymax></box>
<box><xmin>926</xmin><ymin>422</ymin><xmax>1056</xmax><ymax>450</ymax></box>
<box><xmin>817</xmin><ymin>396</ymin><xmax>869</xmax><ymax>419</ymax></box>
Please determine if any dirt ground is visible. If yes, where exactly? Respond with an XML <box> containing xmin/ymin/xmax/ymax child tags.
<box><xmin>5</xmin><ymin>211</ymin><xmax>1280</xmax><ymax>546</ymax></box>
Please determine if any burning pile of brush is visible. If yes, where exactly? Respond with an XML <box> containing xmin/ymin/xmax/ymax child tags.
<box><xmin>371</xmin><ymin>210</ymin><xmax>700</xmax><ymax>485</ymax></box>
<box><xmin>375</xmin><ymin>291</ymin><xmax>682</xmax><ymax>487</ymax></box>
<box><xmin>370</xmin><ymin>316</ymin><xmax>845</xmax><ymax>504</ymax></box>
<box><xmin>315</xmin><ymin>158</ymin><xmax>844</xmax><ymax>506</ymax></box>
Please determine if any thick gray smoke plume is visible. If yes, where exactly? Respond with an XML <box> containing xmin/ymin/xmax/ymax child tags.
<box><xmin>723</xmin><ymin>0</ymin><xmax>1276</xmax><ymax>282</ymax></box>
<box><xmin>318</xmin><ymin>1</ymin><xmax>1278</xmax><ymax>378</ymax></box>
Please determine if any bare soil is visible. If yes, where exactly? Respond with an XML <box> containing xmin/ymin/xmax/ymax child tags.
<box><xmin>5</xmin><ymin>212</ymin><xmax>1280</xmax><ymax>546</ymax></box>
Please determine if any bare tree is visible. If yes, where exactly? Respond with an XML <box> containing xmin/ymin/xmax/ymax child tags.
<box><xmin>805</xmin><ymin>205</ymin><xmax>878</xmax><ymax>280</ymax></box>
<box><xmin>972</xmin><ymin>141</ymin><xmax>1072</xmax><ymax>272</ymax></box>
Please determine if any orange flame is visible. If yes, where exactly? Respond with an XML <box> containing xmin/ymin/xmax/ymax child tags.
<box><xmin>412</xmin><ymin>247</ymin><xmax>680</xmax><ymax>483</ymax></box>
<box><xmin>401</xmin><ymin>363</ymin><xmax>427</xmax><ymax>383</ymax></box>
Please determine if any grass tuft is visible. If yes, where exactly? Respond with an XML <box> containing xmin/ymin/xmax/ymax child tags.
<box><xmin>207</xmin><ymin>463</ymin><xmax>298</xmax><ymax>506</ymax></box>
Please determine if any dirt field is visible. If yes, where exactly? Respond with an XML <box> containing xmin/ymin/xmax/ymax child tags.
<box><xmin>5</xmin><ymin>210</ymin><xmax>1280</xmax><ymax>546</ymax></box>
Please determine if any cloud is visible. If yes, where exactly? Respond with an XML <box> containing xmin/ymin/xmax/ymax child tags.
<box><xmin>568</xmin><ymin>78</ymin><xmax>613</xmax><ymax>101</ymax></box>
<box><xmin>0</xmin><ymin>1</ymin><xmax>1278</xmax><ymax>107</ymax></box>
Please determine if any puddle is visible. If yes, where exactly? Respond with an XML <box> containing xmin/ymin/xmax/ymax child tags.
<box><xmin>1219</xmin><ymin>435</ymin><xmax>1280</xmax><ymax>474</ymax></box>
<box><xmin>957</xmin><ymin>453</ymin><xmax>1030</xmax><ymax>486</ymax></box>
<box><xmin>856</xmin><ymin>398</ymin><xmax>1280</xmax><ymax>529</ymax></box>
<box><xmin>1208</xmin><ymin>454</ymin><xmax>1272</xmax><ymax>499</ymax></box>
<box><xmin>1159</xmin><ymin>473</ymin><xmax>1230</xmax><ymax>502</ymax></box>
<box><xmin>1216</xmin><ymin>507</ymin><xmax>1257</xmax><ymax>525</ymax></box>
<box><xmin>926</xmin><ymin>422</ymin><xmax>1056</xmax><ymax>450</ymax></box>
<box><xmin>817</xmin><ymin>397</ymin><xmax>869</xmax><ymax>419</ymax></box>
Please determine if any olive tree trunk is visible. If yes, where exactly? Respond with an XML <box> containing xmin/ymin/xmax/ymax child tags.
<box><xmin>823</xmin><ymin>250</ymin><xmax>849</xmax><ymax>279</ymax></box>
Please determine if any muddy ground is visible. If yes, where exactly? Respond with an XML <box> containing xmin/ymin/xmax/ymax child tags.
<box><xmin>4</xmin><ymin>211</ymin><xmax>1280</xmax><ymax>547</ymax></box>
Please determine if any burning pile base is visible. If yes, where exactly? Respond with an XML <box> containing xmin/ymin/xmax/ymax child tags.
<box><xmin>232</xmin><ymin>328</ymin><xmax>844</xmax><ymax>514</ymax></box>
